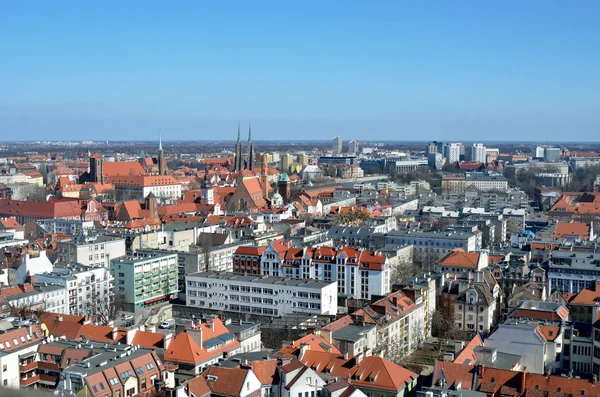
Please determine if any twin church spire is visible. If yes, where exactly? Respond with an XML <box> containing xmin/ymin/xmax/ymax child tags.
<box><xmin>234</xmin><ymin>123</ymin><xmax>254</xmax><ymax>172</ymax></box>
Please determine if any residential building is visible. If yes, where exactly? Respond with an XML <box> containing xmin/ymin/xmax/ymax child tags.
<box><xmin>319</xmin><ymin>316</ymin><xmax>378</xmax><ymax>360</ymax></box>
<box><xmin>185</xmin><ymin>271</ymin><xmax>338</xmax><ymax>317</ymax></box>
<box><xmin>299</xmin><ymin>351</ymin><xmax>418</xmax><ymax>397</ymax></box>
<box><xmin>332</xmin><ymin>136</ymin><xmax>342</xmax><ymax>154</ymax></box>
<box><xmin>164</xmin><ymin>317</ymin><xmax>241</xmax><ymax>382</ymax></box>
<box><xmin>465</xmin><ymin>143</ymin><xmax>486</xmax><ymax>163</ymax></box>
<box><xmin>56</xmin><ymin>234</ymin><xmax>126</xmax><ymax>267</ymax></box>
<box><xmin>484</xmin><ymin>319</ymin><xmax>564</xmax><ymax>374</ymax></box>
<box><xmin>429</xmin><ymin>361</ymin><xmax>600</xmax><ymax>397</ymax></box>
<box><xmin>548</xmin><ymin>251</ymin><xmax>600</xmax><ymax>293</ymax></box>
<box><xmin>1</xmin><ymin>280</ymin><xmax>69</xmax><ymax>315</ymax></box>
<box><xmin>257</xmin><ymin>244</ymin><xmax>391</xmax><ymax>300</ymax></box>
<box><xmin>35</xmin><ymin>265</ymin><xmax>113</xmax><ymax>319</ymax></box>
<box><xmin>0</xmin><ymin>321</ymin><xmax>46</xmax><ymax>389</ymax></box>
<box><xmin>223</xmin><ymin>319</ymin><xmax>262</xmax><ymax>354</ymax></box>
<box><xmin>37</xmin><ymin>218</ymin><xmax>94</xmax><ymax>235</ymax></box>
<box><xmin>443</xmin><ymin>143</ymin><xmax>461</xmax><ymax>164</ymax></box>
<box><xmin>348</xmin><ymin>140</ymin><xmax>359</xmax><ymax>155</ymax></box>
<box><xmin>112</xmin><ymin>253</ymin><xmax>179</xmax><ymax>312</ymax></box>
<box><xmin>352</xmin><ymin>289</ymin><xmax>426</xmax><ymax>355</ymax></box>
<box><xmin>56</xmin><ymin>339</ymin><xmax>168</xmax><ymax>396</ymax></box>
<box><xmin>383</xmin><ymin>229</ymin><xmax>481</xmax><ymax>268</ymax></box>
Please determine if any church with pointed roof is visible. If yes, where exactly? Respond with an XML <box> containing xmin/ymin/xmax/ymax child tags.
<box><xmin>233</xmin><ymin>124</ymin><xmax>254</xmax><ymax>172</ymax></box>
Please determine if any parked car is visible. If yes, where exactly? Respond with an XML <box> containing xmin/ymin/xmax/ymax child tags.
<box><xmin>160</xmin><ymin>319</ymin><xmax>175</xmax><ymax>329</ymax></box>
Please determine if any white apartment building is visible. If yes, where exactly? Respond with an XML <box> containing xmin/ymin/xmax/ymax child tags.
<box><xmin>384</xmin><ymin>230</ymin><xmax>481</xmax><ymax>262</ymax></box>
<box><xmin>465</xmin><ymin>143</ymin><xmax>486</xmax><ymax>163</ymax></box>
<box><xmin>333</xmin><ymin>136</ymin><xmax>343</xmax><ymax>154</ymax></box>
<box><xmin>57</xmin><ymin>234</ymin><xmax>127</xmax><ymax>267</ymax></box>
<box><xmin>34</xmin><ymin>265</ymin><xmax>113</xmax><ymax>319</ymax></box>
<box><xmin>4</xmin><ymin>283</ymin><xmax>69</xmax><ymax>315</ymax></box>
<box><xmin>185</xmin><ymin>271</ymin><xmax>337</xmax><ymax>317</ymax></box>
<box><xmin>37</xmin><ymin>219</ymin><xmax>94</xmax><ymax>235</ymax></box>
<box><xmin>444</xmin><ymin>143</ymin><xmax>461</xmax><ymax>163</ymax></box>
<box><xmin>15</xmin><ymin>250</ymin><xmax>53</xmax><ymax>284</ymax></box>
<box><xmin>485</xmin><ymin>321</ymin><xmax>564</xmax><ymax>374</ymax></box>
<box><xmin>260</xmin><ymin>244</ymin><xmax>390</xmax><ymax>300</ymax></box>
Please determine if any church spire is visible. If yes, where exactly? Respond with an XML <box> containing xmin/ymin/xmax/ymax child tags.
<box><xmin>159</xmin><ymin>132</ymin><xmax>163</xmax><ymax>151</ymax></box>
<box><xmin>237</xmin><ymin>124</ymin><xmax>241</xmax><ymax>142</ymax></box>
<box><xmin>248</xmin><ymin>123</ymin><xmax>252</xmax><ymax>142</ymax></box>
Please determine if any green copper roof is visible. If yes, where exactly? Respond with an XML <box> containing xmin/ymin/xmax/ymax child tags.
<box><xmin>279</xmin><ymin>172</ymin><xmax>290</xmax><ymax>182</ymax></box>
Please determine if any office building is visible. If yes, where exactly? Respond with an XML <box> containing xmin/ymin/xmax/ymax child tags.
<box><xmin>544</xmin><ymin>147</ymin><xmax>561</xmax><ymax>162</ymax></box>
<box><xmin>185</xmin><ymin>271</ymin><xmax>337</xmax><ymax>316</ymax></box>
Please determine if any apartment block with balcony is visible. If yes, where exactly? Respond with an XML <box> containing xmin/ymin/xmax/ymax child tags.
<box><xmin>112</xmin><ymin>253</ymin><xmax>178</xmax><ymax>312</ymax></box>
<box><xmin>0</xmin><ymin>321</ymin><xmax>46</xmax><ymax>390</ymax></box>
<box><xmin>34</xmin><ymin>265</ymin><xmax>113</xmax><ymax>318</ymax></box>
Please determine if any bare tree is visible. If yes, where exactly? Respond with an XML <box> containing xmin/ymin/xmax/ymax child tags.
<box><xmin>431</xmin><ymin>309</ymin><xmax>458</xmax><ymax>353</ymax></box>
<box><xmin>389</xmin><ymin>260</ymin><xmax>422</xmax><ymax>286</ymax></box>
<box><xmin>197</xmin><ymin>233</ymin><xmax>213</xmax><ymax>272</ymax></box>
<box><xmin>380</xmin><ymin>335</ymin><xmax>406</xmax><ymax>364</ymax></box>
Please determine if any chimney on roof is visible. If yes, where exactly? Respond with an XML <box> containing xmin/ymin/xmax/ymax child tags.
<box><xmin>477</xmin><ymin>364</ymin><xmax>485</xmax><ymax>379</ymax></box>
<box><xmin>299</xmin><ymin>343</ymin><xmax>309</xmax><ymax>359</ymax></box>
<box><xmin>164</xmin><ymin>333</ymin><xmax>172</xmax><ymax>349</ymax></box>
<box><xmin>112</xmin><ymin>327</ymin><xmax>119</xmax><ymax>342</ymax></box>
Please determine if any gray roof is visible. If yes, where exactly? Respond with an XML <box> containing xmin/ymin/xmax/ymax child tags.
<box><xmin>332</xmin><ymin>324</ymin><xmax>376</xmax><ymax>342</ymax></box>
<box><xmin>187</xmin><ymin>271</ymin><xmax>334</xmax><ymax>289</ymax></box>
<box><xmin>58</xmin><ymin>340</ymin><xmax>158</xmax><ymax>377</ymax></box>
<box><xmin>386</xmin><ymin>230</ymin><xmax>476</xmax><ymax>240</ymax></box>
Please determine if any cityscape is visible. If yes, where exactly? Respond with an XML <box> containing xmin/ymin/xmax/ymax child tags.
<box><xmin>2</xmin><ymin>2</ymin><xmax>600</xmax><ymax>397</ymax></box>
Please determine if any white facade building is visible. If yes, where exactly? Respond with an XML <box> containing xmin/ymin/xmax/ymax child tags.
<box><xmin>34</xmin><ymin>265</ymin><xmax>114</xmax><ymax>318</ymax></box>
<box><xmin>444</xmin><ymin>143</ymin><xmax>461</xmax><ymax>163</ymax></box>
<box><xmin>333</xmin><ymin>136</ymin><xmax>343</xmax><ymax>154</ymax></box>
<box><xmin>57</xmin><ymin>234</ymin><xmax>127</xmax><ymax>267</ymax></box>
<box><xmin>465</xmin><ymin>143</ymin><xmax>486</xmax><ymax>163</ymax></box>
<box><xmin>16</xmin><ymin>250</ymin><xmax>53</xmax><ymax>284</ymax></box>
<box><xmin>185</xmin><ymin>271</ymin><xmax>337</xmax><ymax>317</ymax></box>
<box><xmin>260</xmin><ymin>244</ymin><xmax>390</xmax><ymax>300</ymax></box>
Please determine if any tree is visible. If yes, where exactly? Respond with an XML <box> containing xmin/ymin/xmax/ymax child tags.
<box><xmin>381</xmin><ymin>335</ymin><xmax>406</xmax><ymax>364</ymax></box>
<box><xmin>431</xmin><ymin>309</ymin><xmax>458</xmax><ymax>353</ymax></box>
<box><xmin>389</xmin><ymin>260</ymin><xmax>421</xmax><ymax>286</ymax></box>
<box><xmin>197</xmin><ymin>233</ymin><xmax>213</xmax><ymax>272</ymax></box>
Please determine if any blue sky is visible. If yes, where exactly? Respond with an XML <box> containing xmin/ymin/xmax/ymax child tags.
<box><xmin>1</xmin><ymin>1</ymin><xmax>599</xmax><ymax>141</ymax></box>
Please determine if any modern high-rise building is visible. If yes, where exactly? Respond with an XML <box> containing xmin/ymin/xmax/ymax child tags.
<box><xmin>348</xmin><ymin>140</ymin><xmax>359</xmax><ymax>155</ymax></box>
<box><xmin>532</xmin><ymin>146</ymin><xmax>545</xmax><ymax>159</ymax></box>
<box><xmin>297</xmin><ymin>153</ymin><xmax>309</xmax><ymax>165</ymax></box>
<box><xmin>427</xmin><ymin>141</ymin><xmax>445</xmax><ymax>154</ymax></box>
<box><xmin>280</xmin><ymin>153</ymin><xmax>294</xmax><ymax>172</ymax></box>
<box><xmin>443</xmin><ymin>143</ymin><xmax>461</xmax><ymax>164</ymax></box>
<box><xmin>544</xmin><ymin>147</ymin><xmax>561</xmax><ymax>162</ymax></box>
<box><xmin>465</xmin><ymin>143</ymin><xmax>486</xmax><ymax>163</ymax></box>
<box><xmin>333</xmin><ymin>136</ymin><xmax>343</xmax><ymax>154</ymax></box>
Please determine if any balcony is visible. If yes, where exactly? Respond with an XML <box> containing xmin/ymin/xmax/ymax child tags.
<box><xmin>20</xmin><ymin>361</ymin><xmax>60</xmax><ymax>372</ymax></box>
<box><xmin>20</xmin><ymin>375</ymin><xmax>40</xmax><ymax>387</ymax></box>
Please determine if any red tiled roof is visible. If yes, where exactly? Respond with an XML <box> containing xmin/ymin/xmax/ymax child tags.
<box><xmin>276</xmin><ymin>334</ymin><xmax>340</xmax><ymax>358</ymax></box>
<box><xmin>102</xmin><ymin>161</ymin><xmax>146</xmax><ymax>177</ymax></box>
<box><xmin>203</xmin><ymin>366</ymin><xmax>251</xmax><ymax>397</ymax></box>
<box><xmin>453</xmin><ymin>334</ymin><xmax>483</xmax><ymax>365</ymax></box>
